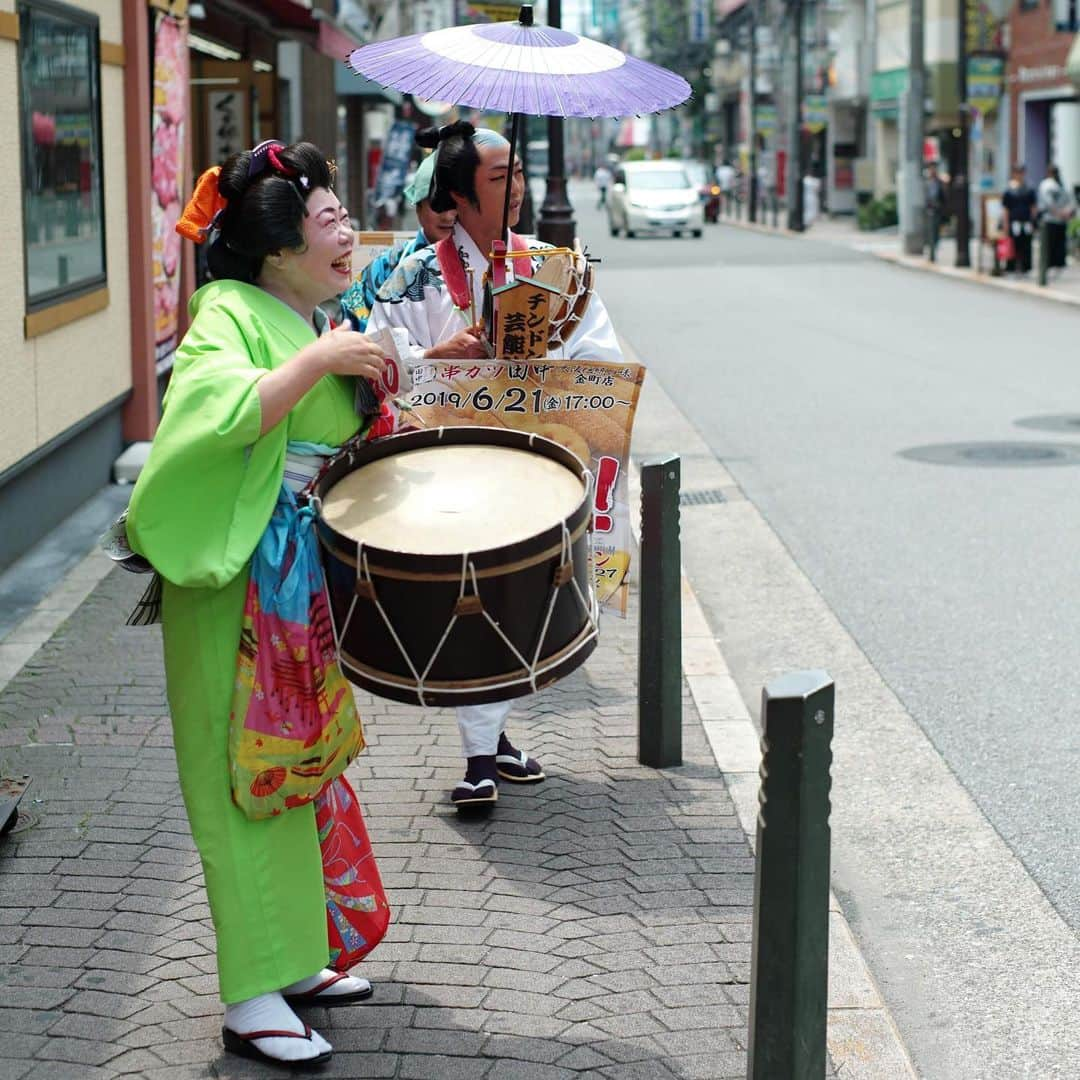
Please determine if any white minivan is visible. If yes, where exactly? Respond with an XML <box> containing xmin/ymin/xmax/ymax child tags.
<box><xmin>607</xmin><ymin>160</ymin><xmax>705</xmax><ymax>238</ymax></box>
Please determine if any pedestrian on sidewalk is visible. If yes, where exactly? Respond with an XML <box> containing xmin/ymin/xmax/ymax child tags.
<box><xmin>126</xmin><ymin>140</ymin><xmax>388</xmax><ymax>1069</ymax></box>
<box><xmin>716</xmin><ymin>159</ymin><xmax>736</xmax><ymax>215</ymax></box>
<box><xmin>594</xmin><ymin>161</ymin><xmax>613</xmax><ymax>208</ymax></box>
<box><xmin>367</xmin><ymin>121</ymin><xmax>625</xmax><ymax>810</ymax></box>
<box><xmin>1037</xmin><ymin>163</ymin><xmax>1074</xmax><ymax>276</ymax></box>
<box><xmin>924</xmin><ymin>161</ymin><xmax>948</xmax><ymax>262</ymax></box>
<box><xmin>1002</xmin><ymin>164</ymin><xmax>1037</xmax><ymax>275</ymax></box>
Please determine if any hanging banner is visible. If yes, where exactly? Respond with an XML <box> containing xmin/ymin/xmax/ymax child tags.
<box><xmin>406</xmin><ymin>359</ymin><xmax>646</xmax><ymax>616</ymax></box>
<box><xmin>968</xmin><ymin>55</ymin><xmax>1005</xmax><ymax>115</ymax></box>
<box><xmin>150</xmin><ymin>9</ymin><xmax>188</xmax><ymax>366</ymax></box>
<box><xmin>374</xmin><ymin>120</ymin><xmax>417</xmax><ymax>205</ymax></box>
<box><xmin>755</xmin><ymin>104</ymin><xmax>778</xmax><ymax>137</ymax></box>
<box><xmin>804</xmin><ymin>94</ymin><xmax>829</xmax><ymax>134</ymax></box>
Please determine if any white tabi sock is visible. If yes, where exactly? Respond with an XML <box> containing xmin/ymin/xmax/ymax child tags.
<box><xmin>223</xmin><ymin>990</ymin><xmax>332</xmax><ymax>1062</ymax></box>
<box><xmin>282</xmin><ymin>967</ymin><xmax>371</xmax><ymax>999</ymax></box>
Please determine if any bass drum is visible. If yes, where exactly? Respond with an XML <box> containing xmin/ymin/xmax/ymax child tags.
<box><xmin>313</xmin><ymin>426</ymin><xmax>598</xmax><ymax>707</ymax></box>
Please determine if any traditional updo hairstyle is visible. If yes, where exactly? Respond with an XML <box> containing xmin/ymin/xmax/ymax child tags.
<box><xmin>207</xmin><ymin>141</ymin><xmax>334</xmax><ymax>283</ymax></box>
<box><xmin>417</xmin><ymin>121</ymin><xmax>481</xmax><ymax>213</ymax></box>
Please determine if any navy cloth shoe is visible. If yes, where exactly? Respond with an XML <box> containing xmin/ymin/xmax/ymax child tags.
<box><xmin>452</xmin><ymin>755</ymin><xmax>499</xmax><ymax>807</ymax></box>
<box><xmin>495</xmin><ymin>733</ymin><xmax>545</xmax><ymax>783</ymax></box>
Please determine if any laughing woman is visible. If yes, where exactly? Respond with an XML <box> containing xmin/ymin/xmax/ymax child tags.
<box><xmin>126</xmin><ymin>141</ymin><xmax>389</xmax><ymax>1068</ymax></box>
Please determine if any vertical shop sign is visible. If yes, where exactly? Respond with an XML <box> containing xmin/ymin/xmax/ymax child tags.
<box><xmin>208</xmin><ymin>90</ymin><xmax>244</xmax><ymax>165</ymax></box>
<box><xmin>150</xmin><ymin>10</ymin><xmax>188</xmax><ymax>365</ymax></box>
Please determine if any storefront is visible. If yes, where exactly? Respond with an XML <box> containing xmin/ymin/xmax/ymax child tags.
<box><xmin>0</xmin><ymin>0</ymin><xmax>136</xmax><ymax>570</ymax></box>
<box><xmin>870</xmin><ymin>67</ymin><xmax>906</xmax><ymax>195</ymax></box>
<box><xmin>1008</xmin><ymin>1</ymin><xmax>1080</xmax><ymax>192</ymax></box>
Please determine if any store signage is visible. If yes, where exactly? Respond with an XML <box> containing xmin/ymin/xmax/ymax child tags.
<box><xmin>968</xmin><ymin>55</ymin><xmax>1004</xmax><ymax>114</ymax></box>
<box><xmin>805</xmin><ymin>94</ymin><xmax>828</xmax><ymax>133</ymax></box>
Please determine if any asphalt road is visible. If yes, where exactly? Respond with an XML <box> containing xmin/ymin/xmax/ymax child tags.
<box><xmin>557</xmin><ymin>178</ymin><xmax>1080</xmax><ymax>1060</ymax></box>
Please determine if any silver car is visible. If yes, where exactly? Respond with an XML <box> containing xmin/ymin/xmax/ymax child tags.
<box><xmin>607</xmin><ymin>161</ymin><xmax>705</xmax><ymax>238</ymax></box>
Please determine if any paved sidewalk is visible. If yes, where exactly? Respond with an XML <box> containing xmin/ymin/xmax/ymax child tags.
<box><xmin>721</xmin><ymin>208</ymin><xmax>1080</xmax><ymax>307</ymax></box>
<box><xmin>0</xmin><ymin>562</ymin><xmax>771</xmax><ymax>1079</ymax></box>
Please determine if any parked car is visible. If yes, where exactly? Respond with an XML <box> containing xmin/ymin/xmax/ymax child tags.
<box><xmin>608</xmin><ymin>161</ymin><xmax>705</xmax><ymax>238</ymax></box>
<box><xmin>682</xmin><ymin>160</ymin><xmax>721</xmax><ymax>222</ymax></box>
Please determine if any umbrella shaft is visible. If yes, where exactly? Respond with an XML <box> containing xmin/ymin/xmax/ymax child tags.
<box><xmin>501</xmin><ymin>112</ymin><xmax>521</xmax><ymax>242</ymax></box>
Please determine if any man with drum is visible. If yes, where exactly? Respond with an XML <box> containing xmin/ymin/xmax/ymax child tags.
<box><xmin>365</xmin><ymin>120</ymin><xmax>625</xmax><ymax>810</ymax></box>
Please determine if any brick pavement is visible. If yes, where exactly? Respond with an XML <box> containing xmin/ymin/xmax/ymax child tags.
<box><xmin>0</xmin><ymin>564</ymin><xmax>762</xmax><ymax>1079</ymax></box>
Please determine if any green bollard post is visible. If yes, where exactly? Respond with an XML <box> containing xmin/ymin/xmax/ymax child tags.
<box><xmin>1038</xmin><ymin>220</ymin><xmax>1049</xmax><ymax>286</ymax></box>
<box><xmin>747</xmin><ymin>670</ymin><xmax>834</xmax><ymax>1080</ymax></box>
<box><xmin>637</xmin><ymin>455</ymin><xmax>682</xmax><ymax>768</ymax></box>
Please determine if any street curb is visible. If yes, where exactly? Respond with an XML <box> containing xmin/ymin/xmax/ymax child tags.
<box><xmin>0</xmin><ymin>549</ymin><xmax>114</xmax><ymax>695</ymax></box>
<box><xmin>719</xmin><ymin>214</ymin><xmax>1080</xmax><ymax>311</ymax></box>
<box><xmin>624</xmin><ymin>343</ymin><xmax>919</xmax><ymax>1080</ymax></box>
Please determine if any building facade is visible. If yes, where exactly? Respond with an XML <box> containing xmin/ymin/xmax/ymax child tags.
<box><xmin>0</xmin><ymin>0</ymin><xmax>403</xmax><ymax>573</ymax></box>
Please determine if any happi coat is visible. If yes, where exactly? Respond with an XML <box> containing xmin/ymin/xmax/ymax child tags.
<box><xmin>365</xmin><ymin>223</ymin><xmax>624</xmax><ymax>365</ymax></box>
<box><xmin>127</xmin><ymin>280</ymin><xmax>363</xmax><ymax>1003</ymax></box>
<box><xmin>340</xmin><ymin>226</ymin><xmax>428</xmax><ymax>332</ymax></box>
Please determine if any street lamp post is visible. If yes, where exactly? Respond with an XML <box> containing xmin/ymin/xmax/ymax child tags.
<box><xmin>954</xmin><ymin>0</ymin><xmax>971</xmax><ymax>267</ymax></box>
<box><xmin>749</xmin><ymin>3</ymin><xmax>759</xmax><ymax>223</ymax></box>
<box><xmin>536</xmin><ymin>0</ymin><xmax>577</xmax><ymax>247</ymax></box>
<box><xmin>788</xmin><ymin>0</ymin><xmax>805</xmax><ymax>231</ymax></box>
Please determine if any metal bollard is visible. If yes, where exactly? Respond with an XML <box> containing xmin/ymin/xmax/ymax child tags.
<box><xmin>1038</xmin><ymin>220</ymin><xmax>1049</xmax><ymax>286</ymax></box>
<box><xmin>747</xmin><ymin>671</ymin><xmax>834</xmax><ymax>1080</ymax></box>
<box><xmin>637</xmin><ymin>454</ymin><xmax>682</xmax><ymax>768</ymax></box>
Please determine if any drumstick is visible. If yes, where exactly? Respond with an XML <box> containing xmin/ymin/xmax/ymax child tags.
<box><xmin>466</xmin><ymin>267</ymin><xmax>478</xmax><ymax>330</ymax></box>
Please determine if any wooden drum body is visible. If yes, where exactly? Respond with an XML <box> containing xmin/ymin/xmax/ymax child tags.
<box><xmin>313</xmin><ymin>427</ymin><xmax>598</xmax><ymax>707</ymax></box>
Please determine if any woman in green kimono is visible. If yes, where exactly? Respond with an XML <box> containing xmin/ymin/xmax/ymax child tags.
<box><xmin>126</xmin><ymin>141</ymin><xmax>389</xmax><ymax>1068</ymax></box>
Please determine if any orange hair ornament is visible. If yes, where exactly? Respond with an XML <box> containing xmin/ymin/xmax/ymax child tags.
<box><xmin>175</xmin><ymin>165</ymin><xmax>227</xmax><ymax>244</ymax></box>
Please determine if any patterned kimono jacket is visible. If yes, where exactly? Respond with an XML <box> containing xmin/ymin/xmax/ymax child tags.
<box><xmin>364</xmin><ymin>223</ymin><xmax>624</xmax><ymax>365</ymax></box>
<box><xmin>340</xmin><ymin>227</ymin><xmax>428</xmax><ymax>333</ymax></box>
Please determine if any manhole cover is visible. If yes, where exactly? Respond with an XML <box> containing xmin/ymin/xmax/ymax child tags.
<box><xmin>899</xmin><ymin>441</ymin><xmax>1080</xmax><ymax>467</ymax></box>
<box><xmin>1014</xmin><ymin>415</ymin><xmax>1080</xmax><ymax>434</ymax></box>
<box><xmin>680</xmin><ymin>489</ymin><xmax>726</xmax><ymax>506</ymax></box>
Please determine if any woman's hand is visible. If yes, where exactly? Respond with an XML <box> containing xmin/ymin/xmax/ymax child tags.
<box><xmin>257</xmin><ymin>327</ymin><xmax>389</xmax><ymax>436</ymax></box>
<box><xmin>302</xmin><ymin>325</ymin><xmax>388</xmax><ymax>381</ymax></box>
<box><xmin>425</xmin><ymin>323</ymin><xmax>488</xmax><ymax>360</ymax></box>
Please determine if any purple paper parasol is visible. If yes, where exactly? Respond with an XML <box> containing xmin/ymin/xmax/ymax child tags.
<box><xmin>346</xmin><ymin>20</ymin><xmax>691</xmax><ymax>119</ymax></box>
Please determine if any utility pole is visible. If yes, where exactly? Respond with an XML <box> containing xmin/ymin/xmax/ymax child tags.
<box><xmin>537</xmin><ymin>0</ymin><xmax>576</xmax><ymax>248</ymax></box>
<box><xmin>749</xmin><ymin>1</ymin><xmax>759</xmax><ymax>223</ymax></box>
<box><xmin>787</xmin><ymin>0</ymin><xmax>805</xmax><ymax>231</ymax></box>
<box><xmin>954</xmin><ymin>0</ymin><xmax>971</xmax><ymax>267</ymax></box>
<box><xmin>901</xmin><ymin>0</ymin><xmax>925</xmax><ymax>254</ymax></box>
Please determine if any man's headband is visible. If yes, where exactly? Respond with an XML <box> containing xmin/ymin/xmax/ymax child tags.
<box><xmin>175</xmin><ymin>140</ymin><xmax>312</xmax><ymax>245</ymax></box>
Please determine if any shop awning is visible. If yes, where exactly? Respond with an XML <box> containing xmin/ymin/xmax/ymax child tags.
<box><xmin>717</xmin><ymin>0</ymin><xmax>751</xmax><ymax>18</ymax></box>
<box><xmin>226</xmin><ymin>0</ymin><xmax>364</xmax><ymax>60</ymax></box>
<box><xmin>335</xmin><ymin>64</ymin><xmax>403</xmax><ymax>102</ymax></box>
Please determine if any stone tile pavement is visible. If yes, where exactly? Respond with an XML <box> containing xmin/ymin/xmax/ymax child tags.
<box><xmin>721</xmin><ymin>207</ymin><xmax>1080</xmax><ymax>308</ymax></box>
<box><xmin>0</xmin><ymin>563</ymin><xmax>781</xmax><ymax>1079</ymax></box>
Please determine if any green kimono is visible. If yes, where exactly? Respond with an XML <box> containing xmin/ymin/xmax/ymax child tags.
<box><xmin>127</xmin><ymin>280</ymin><xmax>362</xmax><ymax>1003</ymax></box>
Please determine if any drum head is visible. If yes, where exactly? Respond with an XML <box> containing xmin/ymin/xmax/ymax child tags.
<box><xmin>321</xmin><ymin>443</ymin><xmax>586</xmax><ymax>556</ymax></box>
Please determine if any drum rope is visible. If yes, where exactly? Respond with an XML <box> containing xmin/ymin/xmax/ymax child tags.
<box><xmin>415</xmin><ymin>553</ymin><xmax>473</xmax><ymax>702</ymax></box>
<box><xmin>352</xmin><ymin>544</ymin><xmax>430</xmax><ymax>705</ymax></box>
<box><xmin>465</xmin><ymin>562</ymin><xmax>538</xmax><ymax>695</ymax></box>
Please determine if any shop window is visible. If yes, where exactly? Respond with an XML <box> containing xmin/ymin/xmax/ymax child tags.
<box><xmin>17</xmin><ymin>0</ymin><xmax>107</xmax><ymax>310</ymax></box>
<box><xmin>1053</xmin><ymin>0</ymin><xmax>1079</xmax><ymax>29</ymax></box>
